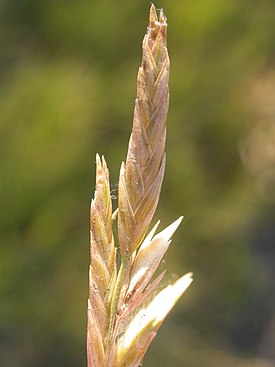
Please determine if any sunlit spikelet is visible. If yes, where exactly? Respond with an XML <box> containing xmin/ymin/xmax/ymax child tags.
<box><xmin>117</xmin><ymin>273</ymin><xmax>193</xmax><ymax>366</ymax></box>
<box><xmin>87</xmin><ymin>154</ymin><xmax>116</xmax><ymax>366</ymax></box>
<box><xmin>118</xmin><ymin>4</ymin><xmax>170</xmax><ymax>257</ymax></box>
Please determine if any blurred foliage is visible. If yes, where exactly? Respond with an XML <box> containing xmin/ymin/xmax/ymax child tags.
<box><xmin>0</xmin><ymin>0</ymin><xmax>275</xmax><ymax>366</ymax></box>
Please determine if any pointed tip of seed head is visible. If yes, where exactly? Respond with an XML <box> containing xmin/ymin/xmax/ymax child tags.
<box><xmin>170</xmin><ymin>273</ymin><xmax>193</xmax><ymax>302</ymax></box>
<box><xmin>101</xmin><ymin>155</ymin><xmax>107</xmax><ymax>170</ymax></box>
<box><xmin>95</xmin><ymin>154</ymin><xmax>103</xmax><ymax>177</ymax></box>
<box><xmin>155</xmin><ymin>216</ymin><xmax>184</xmax><ymax>242</ymax></box>
<box><xmin>96</xmin><ymin>152</ymin><xmax>100</xmax><ymax>163</ymax></box>
<box><xmin>96</xmin><ymin>153</ymin><xmax>102</xmax><ymax>164</ymax></box>
<box><xmin>183</xmin><ymin>272</ymin><xmax>193</xmax><ymax>282</ymax></box>
<box><xmin>170</xmin><ymin>272</ymin><xmax>193</xmax><ymax>302</ymax></box>
<box><xmin>159</xmin><ymin>9</ymin><xmax>166</xmax><ymax>24</ymax></box>
<box><xmin>95</xmin><ymin>153</ymin><xmax>109</xmax><ymax>173</ymax></box>
<box><xmin>149</xmin><ymin>4</ymin><xmax>167</xmax><ymax>26</ymax></box>
<box><xmin>149</xmin><ymin>3</ymin><xmax>158</xmax><ymax>26</ymax></box>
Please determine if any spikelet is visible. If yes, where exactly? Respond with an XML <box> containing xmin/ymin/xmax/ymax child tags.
<box><xmin>87</xmin><ymin>5</ymin><xmax>193</xmax><ymax>367</ymax></box>
<box><xmin>118</xmin><ymin>4</ymin><xmax>169</xmax><ymax>258</ymax></box>
<box><xmin>87</xmin><ymin>154</ymin><xmax>116</xmax><ymax>367</ymax></box>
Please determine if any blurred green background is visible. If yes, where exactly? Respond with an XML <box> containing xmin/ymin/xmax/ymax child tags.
<box><xmin>0</xmin><ymin>0</ymin><xmax>275</xmax><ymax>366</ymax></box>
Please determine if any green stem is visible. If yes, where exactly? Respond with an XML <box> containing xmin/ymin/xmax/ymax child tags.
<box><xmin>105</xmin><ymin>257</ymin><xmax>128</xmax><ymax>364</ymax></box>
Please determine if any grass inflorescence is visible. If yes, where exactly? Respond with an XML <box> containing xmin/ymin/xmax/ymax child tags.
<box><xmin>87</xmin><ymin>5</ymin><xmax>192</xmax><ymax>367</ymax></box>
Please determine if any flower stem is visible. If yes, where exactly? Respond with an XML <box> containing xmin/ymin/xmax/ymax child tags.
<box><xmin>105</xmin><ymin>258</ymin><xmax>128</xmax><ymax>363</ymax></box>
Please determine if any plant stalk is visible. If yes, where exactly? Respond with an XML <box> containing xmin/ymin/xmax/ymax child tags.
<box><xmin>105</xmin><ymin>258</ymin><xmax>128</xmax><ymax>364</ymax></box>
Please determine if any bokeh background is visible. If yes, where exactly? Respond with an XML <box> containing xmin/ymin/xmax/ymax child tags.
<box><xmin>0</xmin><ymin>0</ymin><xmax>275</xmax><ymax>366</ymax></box>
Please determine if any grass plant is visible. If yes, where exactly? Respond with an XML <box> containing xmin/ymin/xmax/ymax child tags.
<box><xmin>87</xmin><ymin>5</ymin><xmax>192</xmax><ymax>366</ymax></box>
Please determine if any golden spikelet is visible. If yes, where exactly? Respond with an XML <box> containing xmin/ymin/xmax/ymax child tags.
<box><xmin>88</xmin><ymin>155</ymin><xmax>116</xmax><ymax>366</ymax></box>
<box><xmin>118</xmin><ymin>5</ymin><xmax>169</xmax><ymax>258</ymax></box>
<box><xmin>87</xmin><ymin>5</ymin><xmax>193</xmax><ymax>367</ymax></box>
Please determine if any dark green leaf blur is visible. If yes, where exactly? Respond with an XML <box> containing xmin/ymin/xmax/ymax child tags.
<box><xmin>0</xmin><ymin>1</ymin><xmax>274</xmax><ymax>366</ymax></box>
